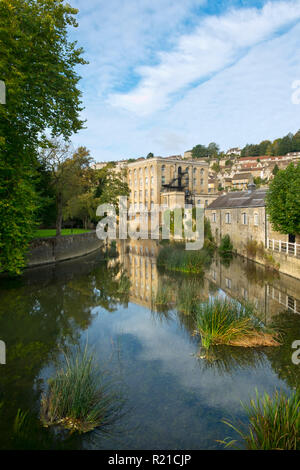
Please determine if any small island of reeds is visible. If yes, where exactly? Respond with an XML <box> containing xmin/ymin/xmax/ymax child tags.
<box><xmin>157</xmin><ymin>240</ymin><xmax>215</xmax><ymax>274</ymax></box>
<box><xmin>221</xmin><ymin>389</ymin><xmax>300</xmax><ymax>450</ymax></box>
<box><xmin>194</xmin><ymin>297</ymin><xmax>280</xmax><ymax>349</ymax></box>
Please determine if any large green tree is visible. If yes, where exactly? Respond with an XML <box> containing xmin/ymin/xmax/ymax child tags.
<box><xmin>266</xmin><ymin>162</ymin><xmax>300</xmax><ymax>235</ymax></box>
<box><xmin>40</xmin><ymin>141</ymin><xmax>93</xmax><ymax>235</ymax></box>
<box><xmin>0</xmin><ymin>0</ymin><xmax>86</xmax><ymax>274</ymax></box>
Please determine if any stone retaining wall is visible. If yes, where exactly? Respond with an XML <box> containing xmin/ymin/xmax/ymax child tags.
<box><xmin>27</xmin><ymin>231</ymin><xmax>103</xmax><ymax>267</ymax></box>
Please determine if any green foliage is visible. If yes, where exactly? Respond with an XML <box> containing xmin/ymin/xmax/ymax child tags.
<box><xmin>218</xmin><ymin>235</ymin><xmax>233</xmax><ymax>254</ymax></box>
<box><xmin>222</xmin><ymin>389</ymin><xmax>300</xmax><ymax>450</ymax></box>
<box><xmin>41</xmin><ymin>141</ymin><xmax>94</xmax><ymax>234</ymax></box>
<box><xmin>157</xmin><ymin>243</ymin><xmax>213</xmax><ymax>274</ymax></box>
<box><xmin>0</xmin><ymin>166</ymin><xmax>37</xmax><ymax>274</ymax></box>
<box><xmin>33</xmin><ymin>229</ymin><xmax>90</xmax><ymax>238</ymax></box>
<box><xmin>204</xmin><ymin>217</ymin><xmax>213</xmax><ymax>242</ymax></box>
<box><xmin>94</xmin><ymin>164</ymin><xmax>129</xmax><ymax>212</ymax></box>
<box><xmin>241</xmin><ymin>130</ymin><xmax>300</xmax><ymax>157</ymax></box>
<box><xmin>211</xmin><ymin>162</ymin><xmax>220</xmax><ymax>173</ymax></box>
<box><xmin>191</xmin><ymin>142</ymin><xmax>219</xmax><ymax>159</ymax></box>
<box><xmin>40</xmin><ymin>345</ymin><xmax>124</xmax><ymax>434</ymax></box>
<box><xmin>195</xmin><ymin>298</ymin><xmax>257</xmax><ymax>349</ymax></box>
<box><xmin>266</xmin><ymin>162</ymin><xmax>300</xmax><ymax>235</ymax></box>
<box><xmin>0</xmin><ymin>0</ymin><xmax>86</xmax><ymax>274</ymax></box>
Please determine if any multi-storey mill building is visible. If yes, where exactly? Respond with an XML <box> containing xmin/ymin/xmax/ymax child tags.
<box><xmin>127</xmin><ymin>157</ymin><xmax>209</xmax><ymax>211</ymax></box>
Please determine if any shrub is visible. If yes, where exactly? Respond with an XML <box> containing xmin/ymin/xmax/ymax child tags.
<box><xmin>219</xmin><ymin>235</ymin><xmax>233</xmax><ymax>254</ymax></box>
<box><xmin>221</xmin><ymin>389</ymin><xmax>300</xmax><ymax>450</ymax></box>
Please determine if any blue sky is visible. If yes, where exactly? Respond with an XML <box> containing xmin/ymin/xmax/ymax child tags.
<box><xmin>69</xmin><ymin>0</ymin><xmax>300</xmax><ymax>161</ymax></box>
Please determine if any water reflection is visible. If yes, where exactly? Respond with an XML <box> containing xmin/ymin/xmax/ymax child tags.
<box><xmin>0</xmin><ymin>240</ymin><xmax>300</xmax><ymax>449</ymax></box>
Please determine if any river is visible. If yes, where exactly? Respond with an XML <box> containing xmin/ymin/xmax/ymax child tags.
<box><xmin>0</xmin><ymin>240</ymin><xmax>299</xmax><ymax>449</ymax></box>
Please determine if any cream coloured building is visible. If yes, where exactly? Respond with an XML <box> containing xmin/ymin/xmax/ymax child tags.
<box><xmin>127</xmin><ymin>157</ymin><xmax>209</xmax><ymax>211</ymax></box>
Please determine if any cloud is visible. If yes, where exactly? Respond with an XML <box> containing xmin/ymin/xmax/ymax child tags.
<box><xmin>108</xmin><ymin>0</ymin><xmax>300</xmax><ymax>115</ymax></box>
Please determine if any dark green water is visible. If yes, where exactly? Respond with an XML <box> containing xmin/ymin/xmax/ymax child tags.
<box><xmin>0</xmin><ymin>240</ymin><xmax>300</xmax><ymax>449</ymax></box>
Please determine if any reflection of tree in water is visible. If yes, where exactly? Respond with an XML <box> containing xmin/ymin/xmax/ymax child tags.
<box><xmin>151</xmin><ymin>269</ymin><xmax>207</xmax><ymax>334</ymax></box>
<box><xmin>242</xmin><ymin>259</ymin><xmax>279</xmax><ymax>286</ymax></box>
<box><xmin>219</xmin><ymin>253</ymin><xmax>234</xmax><ymax>268</ymax></box>
<box><xmin>0</xmin><ymin>252</ymin><xmax>130</xmax><ymax>449</ymax></box>
<box><xmin>265</xmin><ymin>311</ymin><xmax>300</xmax><ymax>391</ymax></box>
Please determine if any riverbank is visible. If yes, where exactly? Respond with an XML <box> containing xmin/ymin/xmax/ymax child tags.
<box><xmin>27</xmin><ymin>231</ymin><xmax>103</xmax><ymax>267</ymax></box>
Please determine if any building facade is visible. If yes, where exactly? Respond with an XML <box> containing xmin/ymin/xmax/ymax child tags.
<box><xmin>205</xmin><ymin>186</ymin><xmax>300</xmax><ymax>279</ymax></box>
<box><xmin>127</xmin><ymin>157</ymin><xmax>209</xmax><ymax>210</ymax></box>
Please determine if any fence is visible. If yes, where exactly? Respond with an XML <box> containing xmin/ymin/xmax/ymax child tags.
<box><xmin>267</xmin><ymin>238</ymin><xmax>300</xmax><ymax>259</ymax></box>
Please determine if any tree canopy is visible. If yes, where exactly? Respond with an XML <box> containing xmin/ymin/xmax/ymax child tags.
<box><xmin>266</xmin><ymin>162</ymin><xmax>300</xmax><ymax>235</ymax></box>
<box><xmin>0</xmin><ymin>0</ymin><xmax>86</xmax><ymax>274</ymax></box>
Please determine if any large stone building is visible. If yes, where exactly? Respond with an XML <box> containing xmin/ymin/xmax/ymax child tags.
<box><xmin>206</xmin><ymin>185</ymin><xmax>300</xmax><ymax>279</ymax></box>
<box><xmin>127</xmin><ymin>156</ymin><xmax>209</xmax><ymax>210</ymax></box>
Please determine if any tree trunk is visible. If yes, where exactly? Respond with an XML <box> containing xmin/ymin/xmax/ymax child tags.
<box><xmin>56</xmin><ymin>192</ymin><xmax>63</xmax><ymax>236</ymax></box>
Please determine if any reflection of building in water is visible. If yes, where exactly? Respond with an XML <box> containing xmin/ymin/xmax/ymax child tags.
<box><xmin>206</xmin><ymin>256</ymin><xmax>300</xmax><ymax>323</ymax></box>
<box><xmin>116</xmin><ymin>239</ymin><xmax>300</xmax><ymax>319</ymax></box>
<box><xmin>117</xmin><ymin>240</ymin><xmax>160</xmax><ymax>308</ymax></box>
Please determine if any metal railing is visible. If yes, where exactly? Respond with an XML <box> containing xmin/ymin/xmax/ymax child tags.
<box><xmin>267</xmin><ymin>238</ymin><xmax>300</xmax><ymax>259</ymax></box>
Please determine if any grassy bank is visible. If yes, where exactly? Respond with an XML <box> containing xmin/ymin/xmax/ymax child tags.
<box><xmin>222</xmin><ymin>389</ymin><xmax>300</xmax><ymax>450</ymax></box>
<box><xmin>195</xmin><ymin>298</ymin><xmax>279</xmax><ymax>349</ymax></box>
<box><xmin>34</xmin><ymin>229</ymin><xmax>91</xmax><ymax>238</ymax></box>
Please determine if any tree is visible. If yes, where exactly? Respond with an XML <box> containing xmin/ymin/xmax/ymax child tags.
<box><xmin>94</xmin><ymin>164</ymin><xmax>129</xmax><ymax>211</ymax></box>
<box><xmin>146</xmin><ymin>152</ymin><xmax>154</xmax><ymax>159</ymax></box>
<box><xmin>272</xmin><ymin>164</ymin><xmax>279</xmax><ymax>176</ymax></box>
<box><xmin>41</xmin><ymin>141</ymin><xmax>93</xmax><ymax>235</ymax></box>
<box><xmin>191</xmin><ymin>144</ymin><xmax>208</xmax><ymax>159</ymax></box>
<box><xmin>207</xmin><ymin>142</ymin><xmax>219</xmax><ymax>158</ymax></box>
<box><xmin>266</xmin><ymin>163</ymin><xmax>300</xmax><ymax>235</ymax></box>
<box><xmin>0</xmin><ymin>0</ymin><xmax>86</xmax><ymax>274</ymax></box>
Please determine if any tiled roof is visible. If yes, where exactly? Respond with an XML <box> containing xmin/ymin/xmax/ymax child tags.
<box><xmin>232</xmin><ymin>172</ymin><xmax>252</xmax><ymax>180</ymax></box>
<box><xmin>206</xmin><ymin>189</ymin><xmax>267</xmax><ymax>209</ymax></box>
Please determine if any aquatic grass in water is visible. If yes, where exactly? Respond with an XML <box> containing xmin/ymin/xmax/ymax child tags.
<box><xmin>221</xmin><ymin>389</ymin><xmax>300</xmax><ymax>450</ymax></box>
<box><xmin>157</xmin><ymin>243</ymin><xmax>212</xmax><ymax>274</ymax></box>
<box><xmin>195</xmin><ymin>298</ymin><xmax>279</xmax><ymax>349</ymax></box>
<box><xmin>40</xmin><ymin>345</ymin><xmax>124</xmax><ymax>434</ymax></box>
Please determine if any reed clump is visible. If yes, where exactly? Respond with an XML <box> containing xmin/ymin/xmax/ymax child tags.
<box><xmin>40</xmin><ymin>346</ymin><xmax>123</xmax><ymax>434</ymax></box>
<box><xmin>157</xmin><ymin>243</ymin><xmax>212</xmax><ymax>274</ymax></box>
<box><xmin>221</xmin><ymin>389</ymin><xmax>300</xmax><ymax>450</ymax></box>
<box><xmin>195</xmin><ymin>298</ymin><xmax>280</xmax><ymax>349</ymax></box>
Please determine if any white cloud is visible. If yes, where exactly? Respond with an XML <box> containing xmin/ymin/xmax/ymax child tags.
<box><xmin>108</xmin><ymin>0</ymin><xmax>300</xmax><ymax>115</ymax></box>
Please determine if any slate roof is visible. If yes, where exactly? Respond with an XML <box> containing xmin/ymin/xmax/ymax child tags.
<box><xmin>206</xmin><ymin>189</ymin><xmax>267</xmax><ymax>210</ymax></box>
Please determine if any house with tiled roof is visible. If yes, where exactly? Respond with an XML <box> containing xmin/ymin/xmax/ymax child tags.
<box><xmin>205</xmin><ymin>185</ymin><xmax>300</xmax><ymax>279</ymax></box>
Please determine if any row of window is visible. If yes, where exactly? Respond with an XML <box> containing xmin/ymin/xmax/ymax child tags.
<box><xmin>131</xmin><ymin>176</ymin><xmax>155</xmax><ymax>187</ymax></box>
<box><xmin>133</xmin><ymin>189</ymin><xmax>155</xmax><ymax>199</ymax></box>
<box><xmin>161</xmin><ymin>165</ymin><xmax>205</xmax><ymax>175</ymax></box>
<box><xmin>212</xmin><ymin>212</ymin><xmax>259</xmax><ymax>225</ymax></box>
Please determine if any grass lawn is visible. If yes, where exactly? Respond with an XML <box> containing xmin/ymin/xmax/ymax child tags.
<box><xmin>34</xmin><ymin>228</ymin><xmax>91</xmax><ymax>238</ymax></box>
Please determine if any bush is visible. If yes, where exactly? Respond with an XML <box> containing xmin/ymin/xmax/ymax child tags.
<box><xmin>219</xmin><ymin>235</ymin><xmax>233</xmax><ymax>254</ymax></box>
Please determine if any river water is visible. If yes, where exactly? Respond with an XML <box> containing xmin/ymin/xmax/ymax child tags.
<box><xmin>0</xmin><ymin>240</ymin><xmax>299</xmax><ymax>449</ymax></box>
